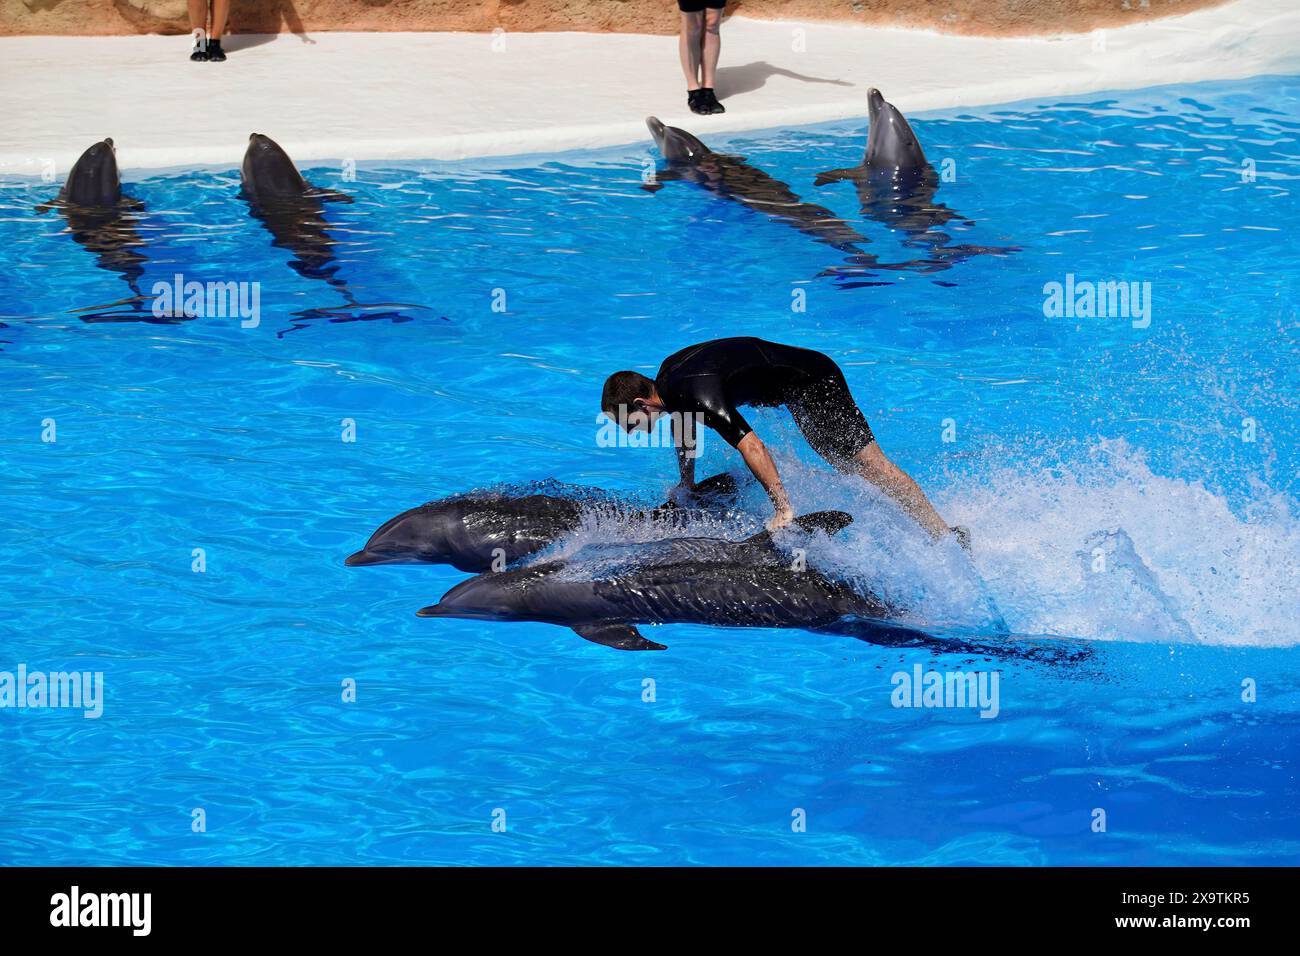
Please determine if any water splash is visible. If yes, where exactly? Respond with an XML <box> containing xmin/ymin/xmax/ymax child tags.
<box><xmin>948</xmin><ymin>439</ymin><xmax>1300</xmax><ymax>646</ymax></box>
<box><xmin>525</xmin><ymin>432</ymin><xmax>1299</xmax><ymax>648</ymax></box>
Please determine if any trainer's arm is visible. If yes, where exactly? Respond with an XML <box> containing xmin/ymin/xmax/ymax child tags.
<box><xmin>673</xmin><ymin>412</ymin><xmax>697</xmax><ymax>490</ymax></box>
<box><xmin>737</xmin><ymin>432</ymin><xmax>794</xmax><ymax>530</ymax></box>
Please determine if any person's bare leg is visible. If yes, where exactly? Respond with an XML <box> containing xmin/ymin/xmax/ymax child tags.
<box><xmin>852</xmin><ymin>442</ymin><xmax>951</xmax><ymax>539</ymax></box>
<box><xmin>210</xmin><ymin>0</ymin><xmax>229</xmax><ymax>39</ymax></box>
<box><xmin>679</xmin><ymin>12</ymin><xmax>703</xmax><ymax>90</ymax></box>
<box><xmin>188</xmin><ymin>0</ymin><xmax>207</xmax><ymax>35</ymax></box>
<box><xmin>702</xmin><ymin>8</ymin><xmax>722</xmax><ymax>89</ymax></box>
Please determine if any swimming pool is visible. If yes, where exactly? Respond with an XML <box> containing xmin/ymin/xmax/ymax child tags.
<box><xmin>1</xmin><ymin>74</ymin><xmax>1297</xmax><ymax>866</ymax></box>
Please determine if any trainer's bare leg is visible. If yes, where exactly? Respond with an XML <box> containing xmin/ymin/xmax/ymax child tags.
<box><xmin>702</xmin><ymin>8</ymin><xmax>722</xmax><ymax>89</ymax></box>
<box><xmin>210</xmin><ymin>0</ymin><xmax>229</xmax><ymax>39</ymax></box>
<box><xmin>679</xmin><ymin>12</ymin><xmax>704</xmax><ymax>91</ymax></box>
<box><xmin>188</xmin><ymin>0</ymin><xmax>228</xmax><ymax>40</ymax></box>
<box><xmin>852</xmin><ymin>442</ymin><xmax>950</xmax><ymax>538</ymax></box>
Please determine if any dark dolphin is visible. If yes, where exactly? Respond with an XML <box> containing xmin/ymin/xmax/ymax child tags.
<box><xmin>240</xmin><ymin>133</ymin><xmax>422</xmax><ymax>333</ymax></box>
<box><xmin>36</xmin><ymin>138</ymin><xmax>164</xmax><ymax>322</ymax></box>
<box><xmin>346</xmin><ymin>471</ymin><xmax>741</xmax><ymax>572</ymax></box>
<box><xmin>416</xmin><ymin>511</ymin><xmax>903</xmax><ymax>650</ymax></box>
<box><xmin>644</xmin><ymin>116</ymin><xmax>874</xmax><ymax>258</ymax></box>
<box><xmin>417</xmin><ymin>510</ymin><xmax>1085</xmax><ymax>661</ymax></box>
<box><xmin>59</xmin><ymin>138</ymin><xmax>129</xmax><ymax>206</ymax></box>
<box><xmin>814</xmin><ymin>89</ymin><xmax>1018</xmax><ymax>272</ymax></box>
<box><xmin>816</xmin><ymin>88</ymin><xmax>935</xmax><ymax>191</ymax></box>
<box><xmin>240</xmin><ymin>133</ymin><xmax>353</xmax><ymax>296</ymax></box>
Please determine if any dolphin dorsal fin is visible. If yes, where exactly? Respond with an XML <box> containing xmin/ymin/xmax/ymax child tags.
<box><xmin>794</xmin><ymin>510</ymin><xmax>855</xmax><ymax>536</ymax></box>
<box><xmin>652</xmin><ymin>471</ymin><xmax>739</xmax><ymax>512</ymax></box>
<box><xmin>744</xmin><ymin>510</ymin><xmax>854</xmax><ymax>548</ymax></box>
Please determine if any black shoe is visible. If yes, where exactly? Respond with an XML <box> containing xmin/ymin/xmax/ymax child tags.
<box><xmin>207</xmin><ymin>39</ymin><xmax>226</xmax><ymax>62</ymax></box>
<box><xmin>700</xmin><ymin>88</ymin><xmax>726</xmax><ymax>114</ymax></box>
<box><xmin>190</xmin><ymin>42</ymin><xmax>208</xmax><ymax>62</ymax></box>
<box><xmin>688</xmin><ymin>89</ymin><xmax>709</xmax><ymax>115</ymax></box>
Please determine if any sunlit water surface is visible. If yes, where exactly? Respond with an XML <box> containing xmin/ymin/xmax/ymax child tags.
<box><xmin>1</xmin><ymin>75</ymin><xmax>1297</xmax><ymax>865</ymax></box>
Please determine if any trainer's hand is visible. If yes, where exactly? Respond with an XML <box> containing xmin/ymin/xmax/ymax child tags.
<box><xmin>766</xmin><ymin>505</ymin><xmax>795</xmax><ymax>533</ymax></box>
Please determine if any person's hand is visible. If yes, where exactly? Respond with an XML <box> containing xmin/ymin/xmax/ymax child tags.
<box><xmin>765</xmin><ymin>505</ymin><xmax>795</xmax><ymax>533</ymax></box>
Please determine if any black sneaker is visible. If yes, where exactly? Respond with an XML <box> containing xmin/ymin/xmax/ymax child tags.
<box><xmin>190</xmin><ymin>41</ymin><xmax>208</xmax><ymax>62</ymax></box>
<box><xmin>687</xmin><ymin>89</ymin><xmax>709</xmax><ymax>115</ymax></box>
<box><xmin>207</xmin><ymin>38</ymin><xmax>226</xmax><ymax>62</ymax></box>
<box><xmin>700</xmin><ymin>88</ymin><xmax>726</xmax><ymax>114</ymax></box>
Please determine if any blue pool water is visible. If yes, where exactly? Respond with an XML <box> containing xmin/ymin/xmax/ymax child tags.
<box><xmin>1</xmin><ymin>75</ymin><xmax>1298</xmax><ymax>866</ymax></box>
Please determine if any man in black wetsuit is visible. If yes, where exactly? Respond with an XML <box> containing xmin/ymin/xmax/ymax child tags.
<box><xmin>601</xmin><ymin>337</ymin><xmax>955</xmax><ymax>539</ymax></box>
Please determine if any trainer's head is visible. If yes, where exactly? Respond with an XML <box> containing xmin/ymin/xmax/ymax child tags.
<box><xmin>601</xmin><ymin>371</ymin><xmax>660</xmax><ymax>433</ymax></box>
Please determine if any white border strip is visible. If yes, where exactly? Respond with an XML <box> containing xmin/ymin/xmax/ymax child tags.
<box><xmin>0</xmin><ymin>1</ymin><xmax>1296</xmax><ymax>175</ymax></box>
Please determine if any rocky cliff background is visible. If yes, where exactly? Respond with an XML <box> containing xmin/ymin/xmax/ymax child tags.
<box><xmin>1</xmin><ymin>0</ymin><xmax>1231</xmax><ymax>39</ymax></box>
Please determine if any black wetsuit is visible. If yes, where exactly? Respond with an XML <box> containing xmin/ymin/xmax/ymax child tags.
<box><xmin>654</xmin><ymin>337</ymin><xmax>875</xmax><ymax>467</ymax></box>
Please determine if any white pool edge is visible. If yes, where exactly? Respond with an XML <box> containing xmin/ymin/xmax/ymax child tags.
<box><xmin>0</xmin><ymin>0</ymin><xmax>1297</xmax><ymax>176</ymax></box>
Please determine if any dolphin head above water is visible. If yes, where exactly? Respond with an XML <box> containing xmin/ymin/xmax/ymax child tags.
<box><xmin>347</xmin><ymin>472</ymin><xmax>742</xmax><ymax>573</ymax></box>
<box><xmin>61</xmin><ymin>139</ymin><xmax>122</xmax><ymax>207</ymax></box>
<box><xmin>646</xmin><ymin>116</ymin><xmax>712</xmax><ymax>164</ymax></box>
<box><xmin>241</xmin><ymin>133</ymin><xmax>311</xmax><ymax>200</ymax></box>
<box><xmin>815</xmin><ymin>89</ymin><xmax>934</xmax><ymax>190</ymax></box>
<box><xmin>345</xmin><ymin>494</ymin><xmax>586</xmax><ymax>572</ymax></box>
<box><xmin>863</xmin><ymin>88</ymin><xmax>930</xmax><ymax>181</ymax></box>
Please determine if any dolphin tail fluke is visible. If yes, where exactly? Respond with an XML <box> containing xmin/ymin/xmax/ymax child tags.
<box><xmin>573</xmin><ymin>623</ymin><xmax>666</xmax><ymax>651</ymax></box>
<box><xmin>813</xmin><ymin>167</ymin><xmax>860</xmax><ymax>187</ymax></box>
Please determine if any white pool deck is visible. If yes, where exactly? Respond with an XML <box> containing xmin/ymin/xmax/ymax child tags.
<box><xmin>1</xmin><ymin>0</ymin><xmax>1297</xmax><ymax>176</ymax></box>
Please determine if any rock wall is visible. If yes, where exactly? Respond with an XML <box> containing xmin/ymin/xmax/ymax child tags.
<box><xmin>1</xmin><ymin>0</ymin><xmax>1233</xmax><ymax>39</ymax></box>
